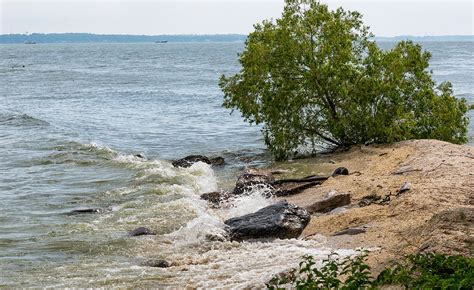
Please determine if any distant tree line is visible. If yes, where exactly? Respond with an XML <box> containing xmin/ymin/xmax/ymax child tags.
<box><xmin>1</xmin><ymin>33</ymin><xmax>472</xmax><ymax>44</ymax></box>
<box><xmin>0</xmin><ymin>33</ymin><xmax>247</xmax><ymax>44</ymax></box>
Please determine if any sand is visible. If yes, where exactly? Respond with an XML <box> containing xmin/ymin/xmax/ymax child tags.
<box><xmin>272</xmin><ymin>139</ymin><xmax>473</xmax><ymax>272</ymax></box>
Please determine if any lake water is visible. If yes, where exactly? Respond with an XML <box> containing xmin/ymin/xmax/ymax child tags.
<box><xmin>0</xmin><ymin>41</ymin><xmax>472</xmax><ymax>287</ymax></box>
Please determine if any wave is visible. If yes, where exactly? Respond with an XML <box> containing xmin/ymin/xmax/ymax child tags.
<box><xmin>0</xmin><ymin>113</ymin><xmax>50</xmax><ymax>127</ymax></box>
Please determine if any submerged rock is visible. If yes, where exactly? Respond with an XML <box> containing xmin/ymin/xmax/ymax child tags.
<box><xmin>224</xmin><ymin>200</ymin><xmax>310</xmax><ymax>241</ymax></box>
<box><xmin>172</xmin><ymin>155</ymin><xmax>225</xmax><ymax>168</ymax></box>
<box><xmin>306</xmin><ymin>191</ymin><xmax>351</xmax><ymax>213</ymax></box>
<box><xmin>66</xmin><ymin>208</ymin><xmax>103</xmax><ymax>215</ymax></box>
<box><xmin>141</xmin><ymin>259</ymin><xmax>170</xmax><ymax>268</ymax></box>
<box><xmin>128</xmin><ymin>227</ymin><xmax>156</xmax><ymax>237</ymax></box>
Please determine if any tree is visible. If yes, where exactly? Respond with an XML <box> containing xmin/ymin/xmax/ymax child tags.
<box><xmin>219</xmin><ymin>0</ymin><xmax>470</xmax><ymax>160</ymax></box>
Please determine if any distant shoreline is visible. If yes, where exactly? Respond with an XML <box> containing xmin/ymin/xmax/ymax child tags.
<box><xmin>0</xmin><ymin>33</ymin><xmax>473</xmax><ymax>44</ymax></box>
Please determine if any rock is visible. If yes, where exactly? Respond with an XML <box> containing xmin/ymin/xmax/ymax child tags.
<box><xmin>66</xmin><ymin>208</ymin><xmax>103</xmax><ymax>215</ymax></box>
<box><xmin>333</xmin><ymin>226</ymin><xmax>367</xmax><ymax>236</ymax></box>
<box><xmin>134</xmin><ymin>153</ymin><xmax>146</xmax><ymax>159</ymax></box>
<box><xmin>305</xmin><ymin>192</ymin><xmax>351</xmax><ymax>214</ymax></box>
<box><xmin>358</xmin><ymin>194</ymin><xmax>381</xmax><ymax>207</ymax></box>
<box><xmin>224</xmin><ymin>200</ymin><xmax>310</xmax><ymax>241</ymax></box>
<box><xmin>200</xmin><ymin>191</ymin><xmax>231</xmax><ymax>205</ymax></box>
<box><xmin>328</xmin><ymin>206</ymin><xmax>348</xmax><ymax>215</ymax></box>
<box><xmin>171</xmin><ymin>155</ymin><xmax>224</xmax><ymax>168</ymax></box>
<box><xmin>142</xmin><ymin>259</ymin><xmax>170</xmax><ymax>268</ymax></box>
<box><xmin>128</xmin><ymin>227</ymin><xmax>156</xmax><ymax>236</ymax></box>
<box><xmin>172</xmin><ymin>155</ymin><xmax>211</xmax><ymax>167</ymax></box>
<box><xmin>209</xmin><ymin>156</ymin><xmax>225</xmax><ymax>166</ymax></box>
<box><xmin>392</xmin><ymin>165</ymin><xmax>421</xmax><ymax>175</ymax></box>
<box><xmin>397</xmin><ymin>182</ymin><xmax>411</xmax><ymax>196</ymax></box>
<box><xmin>332</xmin><ymin>167</ymin><xmax>349</xmax><ymax>176</ymax></box>
<box><xmin>273</xmin><ymin>181</ymin><xmax>321</xmax><ymax>197</ymax></box>
<box><xmin>232</xmin><ymin>168</ymin><xmax>275</xmax><ymax>195</ymax></box>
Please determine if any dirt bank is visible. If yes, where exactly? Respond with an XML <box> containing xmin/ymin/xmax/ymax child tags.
<box><xmin>272</xmin><ymin>139</ymin><xmax>473</xmax><ymax>272</ymax></box>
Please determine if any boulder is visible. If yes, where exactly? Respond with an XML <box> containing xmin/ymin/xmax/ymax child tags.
<box><xmin>305</xmin><ymin>192</ymin><xmax>351</xmax><ymax>213</ymax></box>
<box><xmin>172</xmin><ymin>155</ymin><xmax>224</xmax><ymax>168</ymax></box>
<box><xmin>224</xmin><ymin>200</ymin><xmax>310</xmax><ymax>241</ymax></box>
<box><xmin>128</xmin><ymin>227</ymin><xmax>156</xmax><ymax>237</ymax></box>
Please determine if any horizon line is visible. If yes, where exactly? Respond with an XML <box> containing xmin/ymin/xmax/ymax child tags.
<box><xmin>1</xmin><ymin>32</ymin><xmax>473</xmax><ymax>38</ymax></box>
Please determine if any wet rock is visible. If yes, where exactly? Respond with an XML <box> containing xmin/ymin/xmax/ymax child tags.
<box><xmin>200</xmin><ymin>191</ymin><xmax>231</xmax><ymax>205</ymax></box>
<box><xmin>232</xmin><ymin>168</ymin><xmax>275</xmax><ymax>195</ymax></box>
<box><xmin>172</xmin><ymin>155</ymin><xmax>211</xmax><ymax>167</ymax></box>
<box><xmin>224</xmin><ymin>200</ymin><xmax>310</xmax><ymax>241</ymax></box>
<box><xmin>128</xmin><ymin>227</ymin><xmax>156</xmax><ymax>237</ymax></box>
<box><xmin>209</xmin><ymin>156</ymin><xmax>225</xmax><ymax>166</ymax></box>
<box><xmin>396</xmin><ymin>182</ymin><xmax>411</xmax><ymax>196</ymax></box>
<box><xmin>66</xmin><ymin>208</ymin><xmax>103</xmax><ymax>215</ymax></box>
<box><xmin>305</xmin><ymin>192</ymin><xmax>351</xmax><ymax>214</ymax></box>
<box><xmin>333</xmin><ymin>226</ymin><xmax>367</xmax><ymax>236</ymax></box>
<box><xmin>172</xmin><ymin>155</ymin><xmax>224</xmax><ymax>168</ymax></box>
<box><xmin>332</xmin><ymin>167</ymin><xmax>349</xmax><ymax>176</ymax></box>
<box><xmin>142</xmin><ymin>259</ymin><xmax>170</xmax><ymax>268</ymax></box>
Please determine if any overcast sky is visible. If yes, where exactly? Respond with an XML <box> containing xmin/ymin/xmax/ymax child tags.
<box><xmin>1</xmin><ymin>0</ymin><xmax>473</xmax><ymax>36</ymax></box>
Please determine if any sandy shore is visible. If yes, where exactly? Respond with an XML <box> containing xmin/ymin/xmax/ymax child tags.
<box><xmin>271</xmin><ymin>139</ymin><xmax>473</xmax><ymax>272</ymax></box>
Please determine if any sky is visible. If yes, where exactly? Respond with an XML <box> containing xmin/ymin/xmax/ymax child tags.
<box><xmin>1</xmin><ymin>0</ymin><xmax>473</xmax><ymax>36</ymax></box>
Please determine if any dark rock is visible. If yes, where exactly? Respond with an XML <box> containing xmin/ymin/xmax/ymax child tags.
<box><xmin>134</xmin><ymin>153</ymin><xmax>146</xmax><ymax>159</ymax></box>
<box><xmin>66</xmin><ymin>208</ymin><xmax>103</xmax><ymax>215</ymax></box>
<box><xmin>128</xmin><ymin>227</ymin><xmax>156</xmax><ymax>237</ymax></box>
<box><xmin>305</xmin><ymin>192</ymin><xmax>351</xmax><ymax>214</ymax></box>
<box><xmin>332</xmin><ymin>167</ymin><xmax>349</xmax><ymax>176</ymax></box>
<box><xmin>224</xmin><ymin>200</ymin><xmax>310</xmax><ymax>241</ymax></box>
<box><xmin>333</xmin><ymin>226</ymin><xmax>367</xmax><ymax>236</ymax></box>
<box><xmin>232</xmin><ymin>168</ymin><xmax>275</xmax><ymax>195</ymax></box>
<box><xmin>273</xmin><ymin>181</ymin><xmax>321</xmax><ymax>197</ymax></box>
<box><xmin>172</xmin><ymin>155</ymin><xmax>224</xmax><ymax>168</ymax></box>
<box><xmin>209</xmin><ymin>156</ymin><xmax>225</xmax><ymax>166</ymax></box>
<box><xmin>142</xmin><ymin>259</ymin><xmax>170</xmax><ymax>268</ymax></box>
<box><xmin>200</xmin><ymin>191</ymin><xmax>231</xmax><ymax>205</ymax></box>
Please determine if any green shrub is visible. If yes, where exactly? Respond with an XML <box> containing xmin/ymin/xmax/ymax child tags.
<box><xmin>220</xmin><ymin>0</ymin><xmax>470</xmax><ymax>160</ymax></box>
<box><xmin>266</xmin><ymin>252</ymin><xmax>474</xmax><ymax>289</ymax></box>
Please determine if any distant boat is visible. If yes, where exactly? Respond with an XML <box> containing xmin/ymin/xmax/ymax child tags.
<box><xmin>24</xmin><ymin>41</ymin><xmax>36</xmax><ymax>44</ymax></box>
<box><xmin>155</xmin><ymin>40</ymin><xmax>168</xmax><ymax>43</ymax></box>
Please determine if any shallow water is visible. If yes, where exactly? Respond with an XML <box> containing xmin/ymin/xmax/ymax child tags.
<box><xmin>0</xmin><ymin>41</ymin><xmax>472</xmax><ymax>287</ymax></box>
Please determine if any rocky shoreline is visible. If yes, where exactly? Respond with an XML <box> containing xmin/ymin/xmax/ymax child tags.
<box><xmin>194</xmin><ymin>139</ymin><xmax>473</xmax><ymax>274</ymax></box>
<box><xmin>65</xmin><ymin>139</ymin><xmax>473</xmax><ymax>278</ymax></box>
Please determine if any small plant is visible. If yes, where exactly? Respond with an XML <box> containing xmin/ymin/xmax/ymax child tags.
<box><xmin>374</xmin><ymin>253</ymin><xmax>474</xmax><ymax>289</ymax></box>
<box><xmin>267</xmin><ymin>252</ymin><xmax>474</xmax><ymax>289</ymax></box>
<box><xmin>267</xmin><ymin>250</ymin><xmax>373</xmax><ymax>289</ymax></box>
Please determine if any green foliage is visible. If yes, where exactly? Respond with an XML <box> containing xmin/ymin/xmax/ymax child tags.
<box><xmin>266</xmin><ymin>252</ymin><xmax>474</xmax><ymax>289</ymax></box>
<box><xmin>220</xmin><ymin>0</ymin><xmax>470</xmax><ymax>160</ymax></box>
<box><xmin>374</xmin><ymin>253</ymin><xmax>474</xmax><ymax>289</ymax></box>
